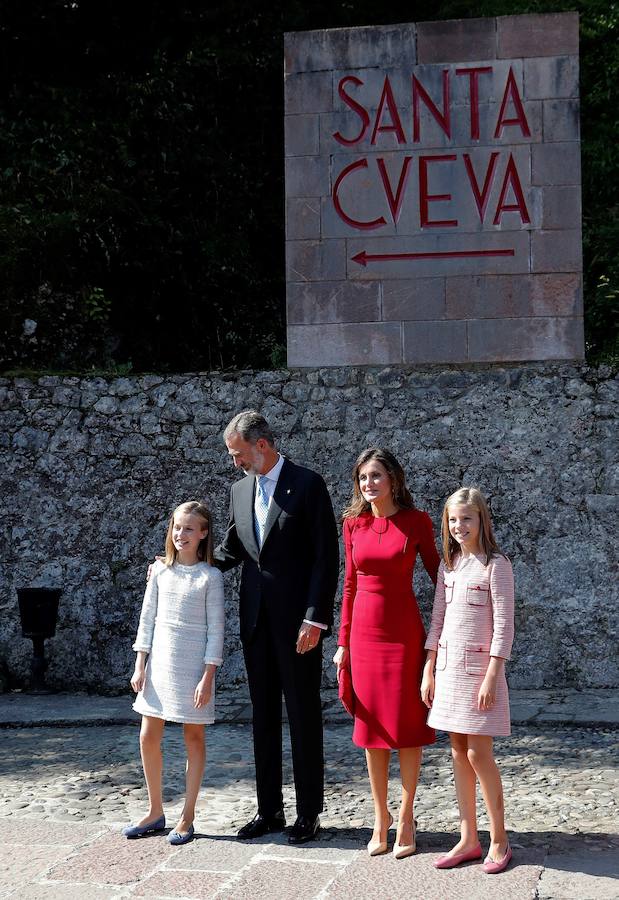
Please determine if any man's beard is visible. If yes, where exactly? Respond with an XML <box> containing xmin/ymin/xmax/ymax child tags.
<box><xmin>242</xmin><ymin>451</ymin><xmax>265</xmax><ymax>476</ymax></box>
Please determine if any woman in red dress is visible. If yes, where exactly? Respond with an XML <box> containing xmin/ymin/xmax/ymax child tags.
<box><xmin>333</xmin><ymin>448</ymin><xmax>439</xmax><ymax>859</ymax></box>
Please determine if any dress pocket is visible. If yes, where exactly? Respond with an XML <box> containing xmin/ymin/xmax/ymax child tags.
<box><xmin>444</xmin><ymin>575</ymin><xmax>455</xmax><ymax>604</ymax></box>
<box><xmin>466</xmin><ymin>580</ymin><xmax>489</xmax><ymax>606</ymax></box>
<box><xmin>436</xmin><ymin>641</ymin><xmax>447</xmax><ymax>671</ymax></box>
<box><xmin>464</xmin><ymin>642</ymin><xmax>490</xmax><ymax>676</ymax></box>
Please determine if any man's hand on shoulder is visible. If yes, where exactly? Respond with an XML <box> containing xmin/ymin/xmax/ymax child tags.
<box><xmin>146</xmin><ymin>555</ymin><xmax>165</xmax><ymax>582</ymax></box>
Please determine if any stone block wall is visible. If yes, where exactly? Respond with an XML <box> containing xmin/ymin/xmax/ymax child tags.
<box><xmin>0</xmin><ymin>364</ymin><xmax>616</xmax><ymax>693</ymax></box>
<box><xmin>284</xmin><ymin>14</ymin><xmax>584</xmax><ymax>366</ymax></box>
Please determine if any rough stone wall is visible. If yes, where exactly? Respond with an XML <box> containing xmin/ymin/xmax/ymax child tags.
<box><xmin>1</xmin><ymin>363</ymin><xmax>616</xmax><ymax>693</ymax></box>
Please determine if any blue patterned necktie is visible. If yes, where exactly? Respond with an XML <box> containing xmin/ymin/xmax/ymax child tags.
<box><xmin>254</xmin><ymin>475</ymin><xmax>269</xmax><ymax>547</ymax></box>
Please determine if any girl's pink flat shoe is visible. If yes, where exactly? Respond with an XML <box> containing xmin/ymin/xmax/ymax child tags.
<box><xmin>433</xmin><ymin>842</ymin><xmax>483</xmax><ymax>869</ymax></box>
<box><xmin>482</xmin><ymin>843</ymin><xmax>512</xmax><ymax>874</ymax></box>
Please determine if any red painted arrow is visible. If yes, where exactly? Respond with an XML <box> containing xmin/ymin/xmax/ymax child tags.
<box><xmin>352</xmin><ymin>249</ymin><xmax>515</xmax><ymax>267</ymax></box>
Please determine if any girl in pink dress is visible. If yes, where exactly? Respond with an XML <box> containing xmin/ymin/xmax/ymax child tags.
<box><xmin>421</xmin><ymin>487</ymin><xmax>514</xmax><ymax>875</ymax></box>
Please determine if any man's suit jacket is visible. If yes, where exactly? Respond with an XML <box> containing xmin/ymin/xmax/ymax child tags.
<box><xmin>214</xmin><ymin>458</ymin><xmax>339</xmax><ymax>644</ymax></box>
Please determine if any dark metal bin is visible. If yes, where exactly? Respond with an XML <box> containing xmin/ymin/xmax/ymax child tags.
<box><xmin>17</xmin><ymin>588</ymin><xmax>61</xmax><ymax>693</ymax></box>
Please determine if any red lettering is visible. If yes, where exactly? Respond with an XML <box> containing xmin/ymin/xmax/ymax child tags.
<box><xmin>419</xmin><ymin>155</ymin><xmax>458</xmax><ymax>228</ymax></box>
<box><xmin>493</xmin><ymin>153</ymin><xmax>531</xmax><ymax>224</ymax></box>
<box><xmin>463</xmin><ymin>152</ymin><xmax>500</xmax><ymax>222</ymax></box>
<box><xmin>332</xmin><ymin>158</ymin><xmax>387</xmax><ymax>230</ymax></box>
<box><xmin>494</xmin><ymin>68</ymin><xmax>531</xmax><ymax>138</ymax></box>
<box><xmin>413</xmin><ymin>70</ymin><xmax>451</xmax><ymax>142</ymax></box>
<box><xmin>455</xmin><ymin>66</ymin><xmax>492</xmax><ymax>140</ymax></box>
<box><xmin>333</xmin><ymin>76</ymin><xmax>371</xmax><ymax>146</ymax></box>
<box><xmin>376</xmin><ymin>156</ymin><xmax>413</xmax><ymax>224</ymax></box>
<box><xmin>370</xmin><ymin>77</ymin><xmax>406</xmax><ymax>145</ymax></box>
<box><xmin>330</xmin><ymin>148</ymin><xmax>531</xmax><ymax>234</ymax></box>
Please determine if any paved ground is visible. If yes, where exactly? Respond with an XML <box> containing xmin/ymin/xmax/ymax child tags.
<box><xmin>0</xmin><ymin>687</ymin><xmax>617</xmax><ymax>899</ymax></box>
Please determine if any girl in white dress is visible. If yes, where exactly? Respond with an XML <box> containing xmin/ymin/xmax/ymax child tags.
<box><xmin>125</xmin><ymin>500</ymin><xmax>224</xmax><ymax>845</ymax></box>
<box><xmin>421</xmin><ymin>488</ymin><xmax>514</xmax><ymax>875</ymax></box>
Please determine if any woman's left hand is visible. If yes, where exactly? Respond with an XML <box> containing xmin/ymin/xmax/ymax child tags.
<box><xmin>478</xmin><ymin>673</ymin><xmax>497</xmax><ymax>711</ymax></box>
<box><xmin>194</xmin><ymin>675</ymin><xmax>213</xmax><ymax>709</ymax></box>
<box><xmin>420</xmin><ymin>669</ymin><xmax>434</xmax><ymax>708</ymax></box>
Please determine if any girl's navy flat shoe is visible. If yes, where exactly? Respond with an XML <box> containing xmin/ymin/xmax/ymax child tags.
<box><xmin>168</xmin><ymin>824</ymin><xmax>195</xmax><ymax>845</ymax></box>
<box><xmin>122</xmin><ymin>815</ymin><xmax>166</xmax><ymax>838</ymax></box>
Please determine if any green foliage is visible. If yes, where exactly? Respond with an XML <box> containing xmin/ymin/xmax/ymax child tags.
<box><xmin>83</xmin><ymin>287</ymin><xmax>111</xmax><ymax>323</ymax></box>
<box><xmin>0</xmin><ymin>0</ymin><xmax>617</xmax><ymax>371</ymax></box>
<box><xmin>579</xmin><ymin>2</ymin><xmax>619</xmax><ymax>361</ymax></box>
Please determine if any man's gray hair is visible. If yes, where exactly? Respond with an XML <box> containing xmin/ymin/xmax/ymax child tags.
<box><xmin>224</xmin><ymin>410</ymin><xmax>275</xmax><ymax>447</ymax></box>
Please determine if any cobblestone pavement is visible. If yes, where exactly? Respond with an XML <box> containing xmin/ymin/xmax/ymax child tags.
<box><xmin>0</xmin><ymin>691</ymin><xmax>618</xmax><ymax>898</ymax></box>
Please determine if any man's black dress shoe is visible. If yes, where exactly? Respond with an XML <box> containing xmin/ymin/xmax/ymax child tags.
<box><xmin>237</xmin><ymin>811</ymin><xmax>286</xmax><ymax>840</ymax></box>
<box><xmin>287</xmin><ymin>815</ymin><xmax>320</xmax><ymax>844</ymax></box>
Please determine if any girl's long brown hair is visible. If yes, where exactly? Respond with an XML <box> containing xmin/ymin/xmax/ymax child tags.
<box><xmin>164</xmin><ymin>500</ymin><xmax>214</xmax><ymax>565</ymax></box>
<box><xmin>441</xmin><ymin>487</ymin><xmax>501</xmax><ymax>569</ymax></box>
<box><xmin>343</xmin><ymin>447</ymin><xmax>415</xmax><ymax>519</ymax></box>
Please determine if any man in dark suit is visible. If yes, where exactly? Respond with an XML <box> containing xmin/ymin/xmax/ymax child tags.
<box><xmin>214</xmin><ymin>410</ymin><xmax>339</xmax><ymax>844</ymax></box>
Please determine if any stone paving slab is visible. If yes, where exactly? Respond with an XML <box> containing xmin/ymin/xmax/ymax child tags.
<box><xmin>159</xmin><ymin>835</ymin><xmax>259</xmax><ymax>872</ymax></box>
<box><xmin>0</xmin><ymin>693</ymin><xmax>135</xmax><ymax>727</ymax></box>
<box><xmin>537</xmin><ymin>842</ymin><xmax>619</xmax><ymax>900</ymax></box>
<box><xmin>0</xmin><ymin>845</ymin><xmax>74</xmax><ymax>898</ymax></box>
<box><xmin>132</xmin><ymin>869</ymin><xmax>229</xmax><ymax>898</ymax></box>
<box><xmin>46</xmin><ymin>830</ymin><xmax>177</xmax><ymax>885</ymax></box>
<box><xmin>263</xmin><ymin>839</ymin><xmax>359</xmax><ymax>864</ymax></box>
<box><xmin>324</xmin><ymin>844</ymin><xmax>545</xmax><ymax>900</ymax></box>
<box><xmin>217</xmin><ymin>859</ymin><xmax>345</xmax><ymax>899</ymax></box>
<box><xmin>5</xmin><ymin>886</ymin><xmax>125</xmax><ymax>899</ymax></box>
<box><xmin>0</xmin><ymin>819</ymin><xmax>103</xmax><ymax>845</ymax></box>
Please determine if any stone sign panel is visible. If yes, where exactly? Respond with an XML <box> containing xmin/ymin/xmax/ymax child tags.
<box><xmin>284</xmin><ymin>13</ymin><xmax>584</xmax><ymax>366</ymax></box>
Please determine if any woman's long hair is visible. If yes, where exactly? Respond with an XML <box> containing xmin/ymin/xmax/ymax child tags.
<box><xmin>343</xmin><ymin>447</ymin><xmax>415</xmax><ymax>519</ymax></box>
<box><xmin>441</xmin><ymin>487</ymin><xmax>500</xmax><ymax>569</ymax></box>
<box><xmin>164</xmin><ymin>500</ymin><xmax>214</xmax><ymax>565</ymax></box>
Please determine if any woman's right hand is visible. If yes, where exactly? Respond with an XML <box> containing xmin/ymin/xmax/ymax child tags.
<box><xmin>333</xmin><ymin>646</ymin><xmax>349</xmax><ymax>678</ymax></box>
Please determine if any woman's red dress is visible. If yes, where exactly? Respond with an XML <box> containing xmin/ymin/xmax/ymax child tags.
<box><xmin>338</xmin><ymin>508</ymin><xmax>440</xmax><ymax>749</ymax></box>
